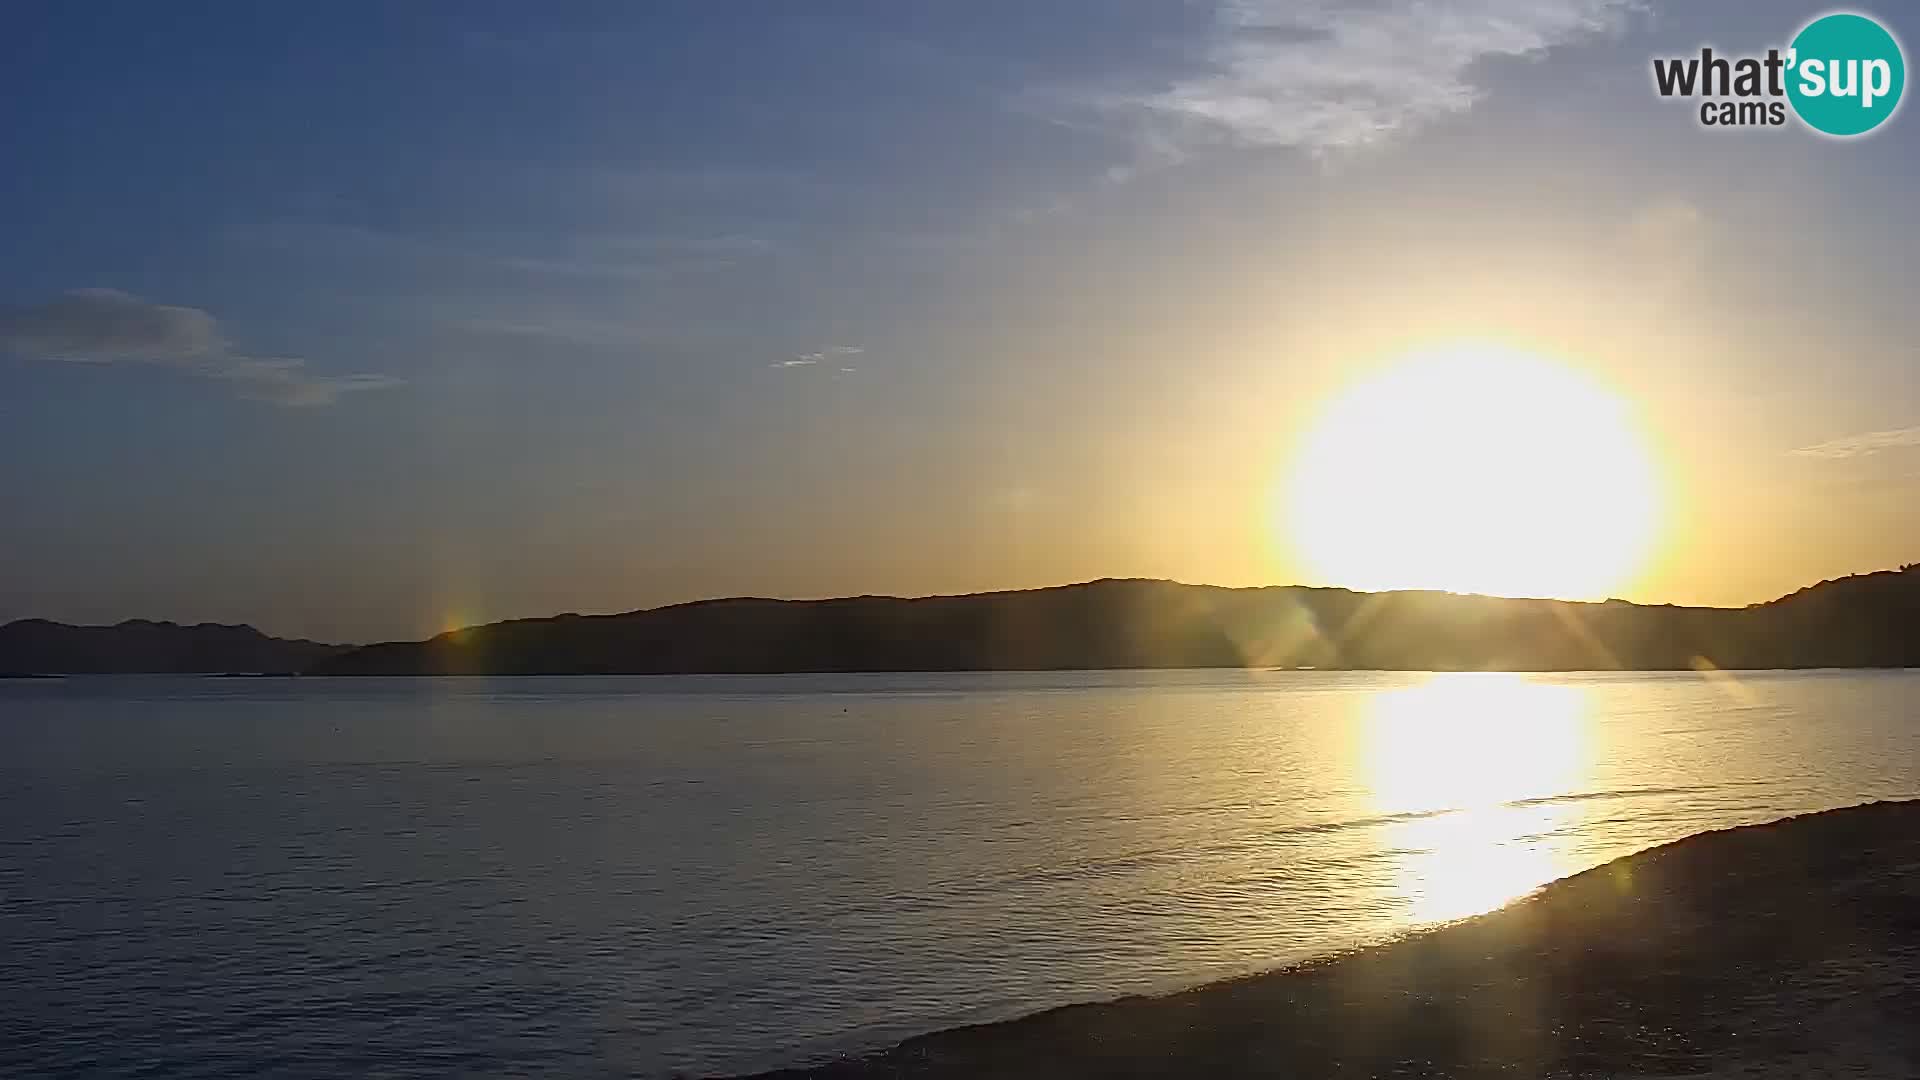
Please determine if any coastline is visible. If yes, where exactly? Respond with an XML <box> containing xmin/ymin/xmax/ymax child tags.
<box><xmin>740</xmin><ymin>800</ymin><xmax>1920</xmax><ymax>1078</ymax></box>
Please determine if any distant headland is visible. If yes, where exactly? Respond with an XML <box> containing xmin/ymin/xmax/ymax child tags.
<box><xmin>0</xmin><ymin>619</ymin><xmax>343</xmax><ymax>677</ymax></box>
<box><xmin>5</xmin><ymin>565</ymin><xmax>1917</xmax><ymax>676</ymax></box>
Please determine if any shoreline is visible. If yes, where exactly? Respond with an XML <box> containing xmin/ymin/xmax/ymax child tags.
<box><xmin>739</xmin><ymin>800</ymin><xmax>1920</xmax><ymax>1078</ymax></box>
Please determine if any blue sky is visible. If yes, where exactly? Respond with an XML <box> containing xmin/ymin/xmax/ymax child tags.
<box><xmin>4</xmin><ymin>1</ymin><xmax>1918</xmax><ymax>641</ymax></box>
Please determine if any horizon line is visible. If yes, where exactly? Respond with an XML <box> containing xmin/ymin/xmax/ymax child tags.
<box><xmin>8</xmin><ymin>564</ymin><xmax>1915</xmax><ymax>648</ymax></box>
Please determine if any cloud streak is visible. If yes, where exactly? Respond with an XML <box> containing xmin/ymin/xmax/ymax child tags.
<box><xmin>0</xmin><ymin>289</ymin><xmax>400</xmax><ymax>406</ymax></box>
<box><xmin>1792</xmin><ymin>426</ymin><xmax>1920</xmax><ymax>460</ymax></box>
<box><xmin>1119</xmin><ymin>0</ymin><xmax>1642</xmax><ymax>155</ymax></box>
<box><xmin>774</xmin><ymin>345</ymin><xmax>863</xmax><ymax>370</ymax></box>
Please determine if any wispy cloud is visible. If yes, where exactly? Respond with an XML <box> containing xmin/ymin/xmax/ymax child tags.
<box><xmin>774</xmin><ymin>345</ymin><xmax>863</xmax><ymax>370</ymax></box>
<box><xmin>1114</xmin><ymin>0</ymin><xmax>1642</xmax><ymax>156</ymax></box>
<box><xmin>0</xmin><ymin>288</ymin><xmax>220</xmax><ymax>360</ymax></box>
<box><xmin>210</xmin><ymin>358</ymin><xmax>402</xmax><ymax>407</ymax></box>
<box><xmin>1792</xmin><ymin>426</ymin><xmax>1920</xmax><ymax>460</ymax></box>
<box><xmin>0</xmin><ymin>289</ymin><xmax>400</xmax><ymax>406</ymax></box>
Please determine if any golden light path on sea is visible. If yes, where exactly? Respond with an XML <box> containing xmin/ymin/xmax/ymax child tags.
<box><xmin>1360</xmin><ymin>672</ymin><xmax>1593</xmax><ymax>924</ymax></box>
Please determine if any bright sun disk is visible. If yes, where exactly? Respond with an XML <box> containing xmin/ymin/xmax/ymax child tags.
<box><xmin>1283</xmin><ymin>345</ymin><xmax>1665</xmax><ymax>600</ymax></box>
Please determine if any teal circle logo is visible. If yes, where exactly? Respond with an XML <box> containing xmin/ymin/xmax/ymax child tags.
<box><xmin>1787</xmin><ymin>13</ymin><xmax>1905</xmax><ymax>136</ymax></box>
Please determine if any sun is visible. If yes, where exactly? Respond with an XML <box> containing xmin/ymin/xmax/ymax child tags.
<box><xmin>1282</xmin><ymin>344</ymin><xmax>1666</xmax><ymax>600</ymax></box>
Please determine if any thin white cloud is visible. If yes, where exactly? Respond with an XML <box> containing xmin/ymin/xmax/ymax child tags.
<box><xmin>1792</xmin><ymin>426</ymin><xmax>1920</xmax><ymax>460</ymax></box>
<box><xmin>1118</xmin><ymin>0</ymin><xmax>1643</xmax><ymax>155</ymax></box>
<box><xmin>0</xmin><ymin>289</ymin><xmax>400</xmax><ymax>407</ymax></box>
<box><xmin>210</xmin><ymin>359</ymin><xmax>403</xmax><ymax>407</ymax></box>
<box><xmin>774</xmin><ymin>345</ymin><xmax>862</xmax><ymax>370</ymax></box>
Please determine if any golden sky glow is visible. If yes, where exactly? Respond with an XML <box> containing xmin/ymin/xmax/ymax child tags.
<box><xmin>9</xmin><ymin>3</ymin><xmax>1919</xmax><ymax>644</ymax></box>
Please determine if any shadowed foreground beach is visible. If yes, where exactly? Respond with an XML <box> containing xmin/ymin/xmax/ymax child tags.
<box><xmin>745</xmin><ymin>800</ymin><xmax>1920</xmax><ymax>1079</ymax></box>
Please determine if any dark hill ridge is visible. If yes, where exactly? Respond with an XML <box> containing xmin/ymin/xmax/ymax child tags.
<box><xmin>312</xmin><ymin>565</ymin><xmax>1920</xmax><ymax>675</ymax></box>
<box><xmin>0</xmin><ymin>618</ymin><xmax>345</xmax><ymax>675</ymax></box>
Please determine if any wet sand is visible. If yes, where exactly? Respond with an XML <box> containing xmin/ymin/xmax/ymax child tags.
<box><xmin>744</xmin><ymin>800</ymin><xmax>1920</xmax><ymax>1078</ymax></box>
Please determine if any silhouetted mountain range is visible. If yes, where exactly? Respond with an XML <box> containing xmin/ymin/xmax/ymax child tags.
<box><xmin>8</xmin><ymin>567</ymin><xmax>1915</xmax><ymax>677</ymax></box>
<box><xmin>310</xmin><ymin>565</ymin><xmax>1920</xmax><ymax>676</ymax></box>
<box><xmin>0</xmin><ymin>619</ymin><xmax>345</xmax><ymax>676</ymax></box>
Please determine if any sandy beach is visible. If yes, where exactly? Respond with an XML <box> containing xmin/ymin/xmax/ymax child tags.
<box><xmin>746</xmin><ymin>800</ymin><xmax>1920</xmax><ymax>1079</ymax></box>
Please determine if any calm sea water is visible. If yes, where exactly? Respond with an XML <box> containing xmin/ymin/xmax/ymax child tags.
<box><xmin>2</xmin><ymin>670</ymin><xmax>1917</xmax><ymax>1077</ymax></box>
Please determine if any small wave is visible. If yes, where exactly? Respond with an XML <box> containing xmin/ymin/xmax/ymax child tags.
<box><xmin>916</xmin><ymin>787</ymin><xmax>1753</xmax><ymax>908</ymax></box>
<box><xmin>1501</xmin><ymin>783</ymin><xmax>1718</xmax><ymax>810</ymax></box>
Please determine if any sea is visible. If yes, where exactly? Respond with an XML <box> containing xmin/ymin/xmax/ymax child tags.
<box><xmin>3</xmin><ymin>669</ymin><xmax>1916</xmax><ymax>1078</ymax></box>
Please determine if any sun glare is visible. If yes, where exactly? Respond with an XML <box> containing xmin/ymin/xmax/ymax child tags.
<box><xmin>1283</xmin><ymin>345</ymin><xmax>1665</xmax><ymax>600</ymax></box>
<box><xmin>1363</xmin><ymin>673</ymin><xmax>1594</xmax><ymax>923</ymax></box>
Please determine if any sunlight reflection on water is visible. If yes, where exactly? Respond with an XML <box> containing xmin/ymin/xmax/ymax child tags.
<box><xmin>1363</xmin><ymin>673</ymin><xmax>1591</xmax><ymax>922</ymax></box>
<box><xmin>3</xmin><ymin>670</ymin><xmax>1917</xmax><ymax>1077</ymax></box>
